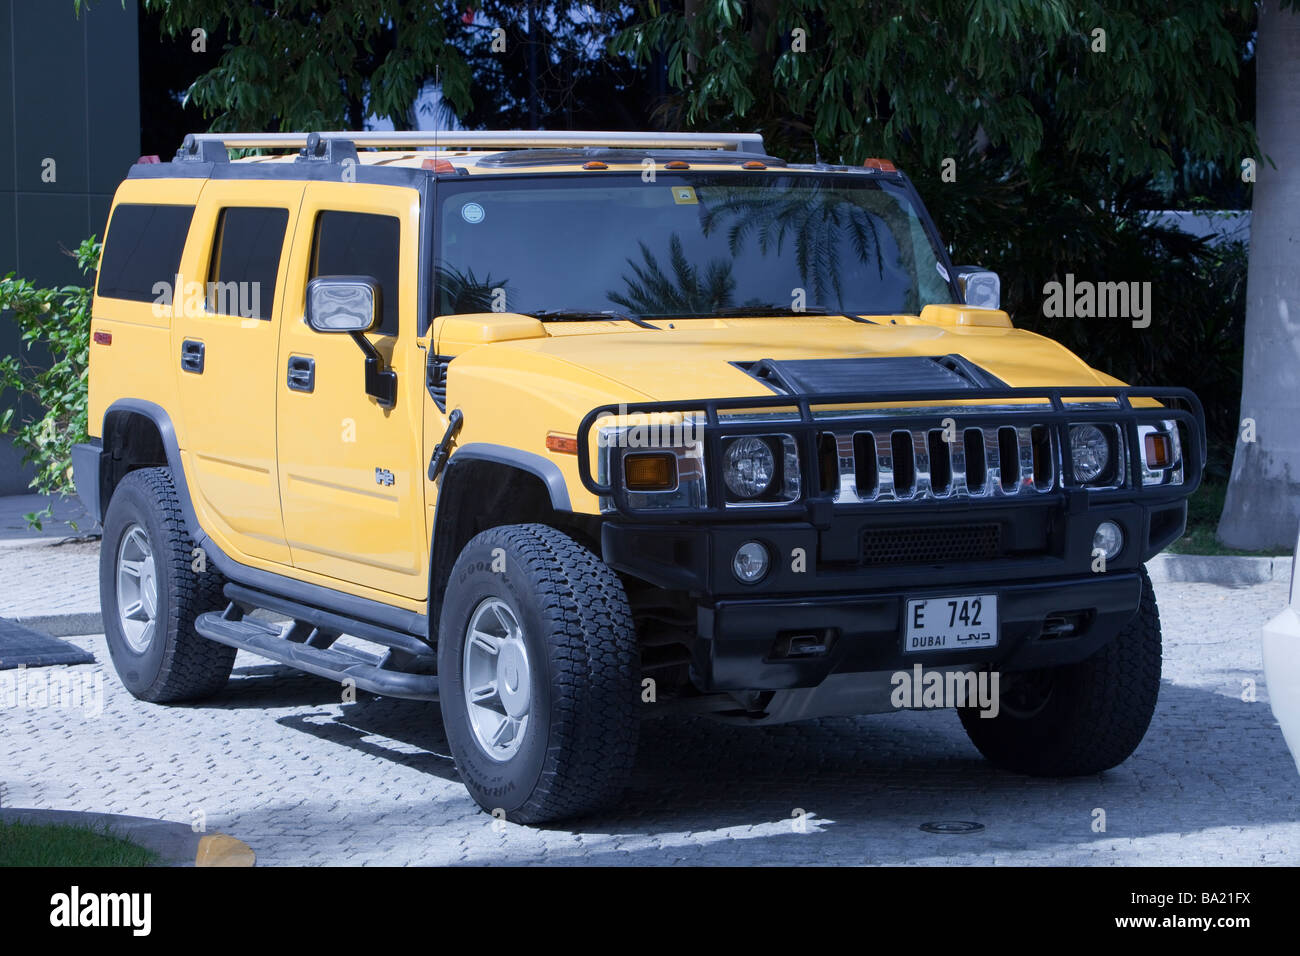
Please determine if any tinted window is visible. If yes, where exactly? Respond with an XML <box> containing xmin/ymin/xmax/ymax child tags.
<box><xmin>436</xmin><ymin>174</ymin><xmax>951</xmax><ymax>318</ymax></box>
<box><xmin>97</xmin><ymin>203</ymin><xmax>195</xmax><ymax>303</ymax></box>
<box><xmin>206</xmin><ymin>207</ymin><xmax>290</xmax><ymax>320</ymax></box>
<box><xmin>311</xmin><ymin>211</ymin><xmax>401</xmax><ymax>335</ymax></box>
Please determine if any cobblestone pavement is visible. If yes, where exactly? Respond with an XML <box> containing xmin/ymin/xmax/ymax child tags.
<box><xmin>2</xmin><ymin>571</ymin><xmax>1297</xmax><ymax>866</ymax></box>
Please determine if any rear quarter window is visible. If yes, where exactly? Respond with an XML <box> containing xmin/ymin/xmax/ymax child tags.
<box><xmin>96</xmin><ymin>203</ymin><xmax>195</xmax><ymax>304</ymax></box>
<box><xmin>206</xmin><ymin>206</ymin><xmax>291</xmax><ymax>320</ymax></box>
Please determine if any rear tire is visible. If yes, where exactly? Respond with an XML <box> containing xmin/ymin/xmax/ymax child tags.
<box><xmin>958</xmin><ymin>567</ymin><xmax>1162</xmax><ymax>775</ymax></box>
<box><xmin>100</xmin><ymin>467</ymin><xmax>235</xmax><ymax>702</ymax></box>
<box><xmin>438</xmin><ymin>523</ymin><xmax>639</xmax><ymax>824</ymax></box>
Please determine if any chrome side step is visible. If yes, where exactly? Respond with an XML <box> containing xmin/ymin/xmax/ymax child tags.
<box><xmin>194</xmin><ymin>592</ymin><xmax>438</xmax><ymax>701</ymax></box>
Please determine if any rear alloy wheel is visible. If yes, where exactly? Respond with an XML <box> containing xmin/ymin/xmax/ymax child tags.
<box><xmin>100</xmin><ymin>467</ymin><xmax>235</xmax><ymax>703</ymax></box>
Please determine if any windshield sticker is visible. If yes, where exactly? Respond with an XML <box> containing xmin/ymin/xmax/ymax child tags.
<box><xmin>672</xmin><ymin>186</ymin><xmax>698</xmax><ymax>205</ymax></box>
<box><xmin>936</xmin><ymin>261</ymin><xmax>949</xmax><ymax>282</ymax></box>
<box><xmin>461</xmin><ymin>202</ymin><xmax>485</xmax><ymax>224</ymax></box>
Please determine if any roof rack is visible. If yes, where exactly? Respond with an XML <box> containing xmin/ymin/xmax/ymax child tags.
<box><xmin>181</xmin><ymin>129</ymin><xmax>765</xmax><ymax>154</ymax></box>
<box><xmin>474</xmin><ymin>147</ymin><xmax>786</xmax><ymax>168</ymax></box>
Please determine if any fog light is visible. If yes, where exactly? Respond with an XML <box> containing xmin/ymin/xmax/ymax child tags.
<box><xmin>732</xmin><ymin>541</ymin><xmax>770</xmax><ymax>583</ymax></box>
<box><xmin>1093</xmin><ymin>520</ymin><xmax>1124</xmax><ymax>561</ymax></box>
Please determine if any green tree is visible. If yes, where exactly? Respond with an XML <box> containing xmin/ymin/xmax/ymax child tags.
<box><xmin>83</xmin><ymin>0</ymin><xmax>474</xmax><ymax>130</ymax></box>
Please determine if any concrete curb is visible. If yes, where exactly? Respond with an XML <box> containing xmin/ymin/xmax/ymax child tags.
<box><xmin>0</xmin><ymin>807</ymin><xmax>254</xmax><ymax>867</ymax></box>
<box><xmin>10</xmin><ymin>612</ymin><xmax>104</xmax><ymax>637</ymax></box>
<box><xmin>1147</xmin><ymin>552</ymin><xmax>1294</xmax><ymax>586</ymax></box>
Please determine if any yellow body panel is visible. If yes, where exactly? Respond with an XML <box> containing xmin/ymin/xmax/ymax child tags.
<box><xmin>88</xmin><ymin>178</ymin><xmax>204</xmax><ymax>444</ymax></box>
<box><xmin>171</xmin><ymin>179</ymin><xmax>303</xmax><ymax>566</ymax></box>
<box><xmin>275</xmin><ymin>182</ymin><xmax>431</xmax><ymax>599</ymax></box>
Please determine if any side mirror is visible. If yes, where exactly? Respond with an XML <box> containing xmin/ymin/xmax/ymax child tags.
<box><xmin>305</xmin><ymin>275</ymin><xmax>396</xmax><ymax>408</ymax></box>
<box><xmin>306</xmin><ymin>276</ymin><xmax>380</xmax><ymax>333</ymax></box>
<box><xmin>953</xmin><ymin>267</ymin><xmax>1001</xmax><ymax>310</ymax></box>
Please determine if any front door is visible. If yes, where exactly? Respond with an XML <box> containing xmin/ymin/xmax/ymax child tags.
<box><xmin>172</xmin><ymin>181</ymin><xmax>303</xmax><ymax>565</ymax></box>
<box><xmin>275</xmin><ymin>182</ymin><xmax>428</xmax><ymax>600</ymax></box>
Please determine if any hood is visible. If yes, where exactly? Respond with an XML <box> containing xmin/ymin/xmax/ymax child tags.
<box><xmin>486</xmin><ymin>317</ymin><xmax>1111</xmax><ymax>403</ymax></box>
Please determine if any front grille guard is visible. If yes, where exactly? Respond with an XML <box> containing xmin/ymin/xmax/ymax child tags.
<box><xmin>577</xmin><ymin>386</ymin><xmax>1205</xmax><ymax>520</ymax></box>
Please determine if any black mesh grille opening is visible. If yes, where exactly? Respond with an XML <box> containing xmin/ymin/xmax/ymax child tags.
<box><xmin>860</xmin><ymin>523</ymin><xmax>1004</xmax><ymax>567</ymax></box>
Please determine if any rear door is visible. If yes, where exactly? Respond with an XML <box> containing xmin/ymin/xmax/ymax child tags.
<box><xmin>275</xmin><ymin>182</ymin><xmax>428</xmax><ymax>599</ymax></box>
<box><xmin>172</xmin><ymin>181</ymin><xmax>304</xmax><ymax>565</ymax></box>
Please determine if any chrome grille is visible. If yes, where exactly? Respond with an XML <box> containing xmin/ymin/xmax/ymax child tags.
<box><xmin>825</xmin><ymin>424</ymin><xmax>1054</xmax><ymax>503</ymax></box>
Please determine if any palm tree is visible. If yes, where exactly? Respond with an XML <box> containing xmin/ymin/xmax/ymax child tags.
<box><xmin>607</xmin><ymin>234</ymin><xmax>735</xmax><ymax>315</ymax></box>
<box><xmin>698</xmin><ymin>179</ymin><xmax>917</xmax><ymax>312</ymax></box>
<box><xmin>1218</xmin><ymin>1</ymin><xmax>1300</xmax><ymax>550</ymax></box>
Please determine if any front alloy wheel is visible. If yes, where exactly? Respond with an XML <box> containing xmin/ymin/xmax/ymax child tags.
<box><xmin>462</xmin><ymin>597</ymin><xmax>533</xmax><ymax>762</ymax></box>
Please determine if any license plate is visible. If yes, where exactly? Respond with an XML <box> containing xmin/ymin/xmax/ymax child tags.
<box><xmin>904</xmin><ymin>594</ymin><xmax>998</xmax><ymax>653</ymax></box>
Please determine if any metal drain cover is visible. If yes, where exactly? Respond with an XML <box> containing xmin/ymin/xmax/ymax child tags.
<box><xmin>919</xmin><ymin>821</ymin><xmax>985</xmax><ymax>834</ymax></box>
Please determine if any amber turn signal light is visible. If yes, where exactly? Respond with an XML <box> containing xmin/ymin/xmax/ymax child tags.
<box><xmin>421</xmin><ymin>158</ymin><xmax>459</xmax><ymax>173</ymax></box>
<box><xmin>1144</xmin><ymin>432</ymin><xmax>1172</xmax><ymax>469</ymax></box>
<box><xmin>624</xmin><ymin>453</ymin><xmax>677</xmax><ymax>491</ymax></box>
<box><xmin>546</xmin><ymin>432</ymin><xmax>578</xmax><ymax>455</ymax></box>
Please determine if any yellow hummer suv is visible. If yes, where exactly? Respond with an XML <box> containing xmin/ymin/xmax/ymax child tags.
<box><xmin>73</xmin><ymin>130</ymin><xmax>1204</xmax><ymax>823</ymax></box>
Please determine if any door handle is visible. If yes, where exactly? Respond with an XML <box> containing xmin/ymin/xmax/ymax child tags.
<box><xmin>181</xmin><ymin>339</ymin><xmax>205</xmax><ymax>374</ymax></box>
<box><xmin>287</xmin><ymin>355</ymin><xmax>316</xmax><ymax>393</ymax></box>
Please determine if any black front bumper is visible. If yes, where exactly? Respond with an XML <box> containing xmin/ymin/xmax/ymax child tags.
<box><xmin>603</xmin><ymin>498</ymin><xmax>1177</xmax><ymax>692</ymax></box>
<box><xmin>693</xmin><ymin>572</ymin><xmax>1141</xmax><ymax>690</ymax></box>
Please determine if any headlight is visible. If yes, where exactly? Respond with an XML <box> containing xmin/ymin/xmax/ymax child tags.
<box><xmin>723</xmin><ymin>437</ymin><xmax>777</xmax><ymax>499</ymax></box>
<box><xmin>1070</xmin><ymin>424</ymin><xmax>1112</xmax><ymax>483</ymax></box>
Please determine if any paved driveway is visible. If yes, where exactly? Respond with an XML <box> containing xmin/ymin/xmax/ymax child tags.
<box><xmin>2</xmin><ymin>572</ymin><xmax>1297</xmax><ymax>865</ymax></box>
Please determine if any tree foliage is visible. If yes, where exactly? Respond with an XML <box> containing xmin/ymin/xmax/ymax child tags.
<box><xmin>0</xmin><ymin>239</ymin><xmax>100</xmax><ymax>530</ymax></box>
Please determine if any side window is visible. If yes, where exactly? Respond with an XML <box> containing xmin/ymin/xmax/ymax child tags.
<box><xmin>206</xmin><ymin>206</ymin><xmax>290</xmax><ymax>320</ymax></box>
<box><xmin>96</xmin><ymin>203</ymin><xmax>195</xmax><ymax>304</ymax></box>
<box><xmin>311</xmin><ymin>211</ymin><xmax>401</xmax><ymax>335</ymax></box>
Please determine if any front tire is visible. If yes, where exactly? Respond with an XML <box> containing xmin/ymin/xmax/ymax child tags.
<box><xmin>438</xmin><ymin>524</ymin><xmax>639</xmax><ymax>824</ymax></box>
<box><xmin>100</xmin><ymin>467</ymin><xmax>235</xmax><ymax>702</ymax></box>
<box><xmin>958</xmin><ymin>567</ymin><xmax>1162</xmax><ymax>775</ymax></box>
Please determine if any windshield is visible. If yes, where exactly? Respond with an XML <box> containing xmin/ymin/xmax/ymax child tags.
<box><xmin>435</xmin><ymin>173</ymin><xmax>952</xmax><ymax>318</ymax></box>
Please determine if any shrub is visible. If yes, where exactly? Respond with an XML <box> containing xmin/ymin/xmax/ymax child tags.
<box><xmin>0</xmin><ymin>236</ymin><xmax>100</xmax><ymax>530</ymax></box>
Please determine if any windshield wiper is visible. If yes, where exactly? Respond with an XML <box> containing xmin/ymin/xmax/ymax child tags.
<box><xmin>709</xmin><ymin>305</ymin><xmax>878</xmax><ymax>324</ymax></box>
<box><xmin>529</xmin><ymin>309</ymin><xmax>658</xmax><ymax>330</ymax></box>
<box><xmin>711</xmin><ymin>306</ymin><xmax>828</xmax><ymax>317</ymax></box>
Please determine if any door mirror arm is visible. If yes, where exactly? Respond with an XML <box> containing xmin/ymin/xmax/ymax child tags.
<box><xmin>351</xmin><ymin>331</ymin><xmax>398</xmax><ymax>408</ymax></box>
